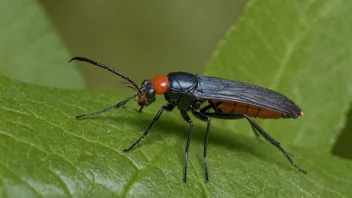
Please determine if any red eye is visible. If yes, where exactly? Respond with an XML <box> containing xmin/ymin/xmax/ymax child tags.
<box><xmin>150</xmin><ymin>76</ymin><xmax>169</xmax><ymax>95</ymax></box>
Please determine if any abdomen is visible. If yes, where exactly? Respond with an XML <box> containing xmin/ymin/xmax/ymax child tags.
<box><xmin>213</xmin><ymin>101</ymin><xmax>287</xmax><ymax>119</ymax></box>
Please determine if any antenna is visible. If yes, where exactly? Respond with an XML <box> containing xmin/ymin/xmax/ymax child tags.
<box><xmin>69</xmin><ymin>57</ymin><xmax>139</xmax><ymax>90</ymax></box>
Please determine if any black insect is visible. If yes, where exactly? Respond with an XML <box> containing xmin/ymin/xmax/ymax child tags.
<box><xmin>70</xmin><ymin>57</ymin><xmax>306</xmax><ymax>182</ymax></box>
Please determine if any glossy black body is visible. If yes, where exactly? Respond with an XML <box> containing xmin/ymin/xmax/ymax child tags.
<box><xmin>164</xmin><ymin>72</ymin><xmax>199</xmax><ymax>110</ymax></box>
<box><xmin>163</xmin><ymin>72</ymin><xmax>301</xmax><ymax>118</ymax></box>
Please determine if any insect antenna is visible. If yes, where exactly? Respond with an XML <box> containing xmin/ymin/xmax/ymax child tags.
<box><xmin>69</xmin><ymin>57</ymin><xmax>139</xmax><ymax>90</ymax></box>
<box><xmin>125</xmin><ymin>84</ymin><xmax>138</xmax><ymax>91</ymax></box>
<box><xmin>120</xmin><ymin>82</ymin><xmax>138</xmax><ymax>91</ymax></box>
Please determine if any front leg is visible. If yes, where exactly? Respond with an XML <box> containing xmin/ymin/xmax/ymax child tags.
<box><xmin>123</xmin><ymin>103</ymin><xmax>175</xmax><ymax>152</ymax></box>
<box><xmin>76</xmin><ymin>94</ymin><xmax>137</xmax><ymax>119</ymax></box>
<box><xmin>180</xmin><ymin>110</ymin><xmax>193</xmax><ymax>182</ymax></box>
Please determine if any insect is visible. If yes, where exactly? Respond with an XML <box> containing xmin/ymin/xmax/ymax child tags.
<box><xmin>70</xmin><ymin>56</ymin><xmax>306</xmax><ymax>182</ymax></box>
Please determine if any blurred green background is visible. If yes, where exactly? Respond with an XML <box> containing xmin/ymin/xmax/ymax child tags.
<box><xmin>1</xmin><ymin>0</ymin><xmax>351</xmax><ymax>159</ymax></box>
<box><xmin>39</xmin><ymin>0</ymin><xmax>248</xmax><ymax>89</ymax></box>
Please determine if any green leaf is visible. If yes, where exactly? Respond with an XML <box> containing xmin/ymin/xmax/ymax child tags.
<box><xmin>205</xmin><ymin>0</ymin><xmax>352</xmax><ymax>152</ymax></box>
<box><xmin>332</xmin><ymin>105</ymin><xmax>352</xmax><ymax>159</ymax></box>
<box><xmin>0</xmin><ymin>0</ymin><xmax>84</xmax><ymax>89</ymax></box>
<box><xmin>1</xmin><ymin>76</ymin><xmax>352</xmax><ymax>197</ymax></box>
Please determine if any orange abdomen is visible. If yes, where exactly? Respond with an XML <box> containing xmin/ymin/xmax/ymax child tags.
<box><xmin>218</xmin><ymin>102</ymin><xmax>283</xmax><ymax>119</ymax></box>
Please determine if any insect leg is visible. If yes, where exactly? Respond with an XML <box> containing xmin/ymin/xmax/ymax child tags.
<box><xmin>200</xmin><ymin>101</ymin><xmax>220</xmax><ymax>114</ymax></box>
<box><xmin>123</xmin><ymin>103</ymin><xmax>175</xmax><ymax>152</ymax></box>
<box><xmin>250</xmin><ymin>124</ymin><xmax>260</xmax><ymax>138</ymax></box>
<box><xmin>242</xmin><ymin>114</ymin><xmax>307</xmax><ymax>174</ymax></box>
<box><xmin>191</xmin><ymin>109</ymin><xmax>211</xmax><ymax>182</ymax></box>
<box><xmin>76</xmin><ymin>94</ymin><xmax>137</xmax><ymax>119</ymax></box>
<box><xmin>200</xmin><ymin>104</ymin><xmax>212</xmax><ymax>113</ymax></box>
<box><xmin>180</xmin><ymin>110</ymin><xmax>193</xmax><ymax>182</ymax></box>
<box><xmin>203</xmin><ymin>112</ymin><xmax>258</xmax><ymax>137</ymax></box>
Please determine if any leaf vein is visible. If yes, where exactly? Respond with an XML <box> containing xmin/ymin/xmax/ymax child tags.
<box><xmin>0</xmin><ymin>162</ymin><xmax>45</xmax><ymax>198</ymax></box>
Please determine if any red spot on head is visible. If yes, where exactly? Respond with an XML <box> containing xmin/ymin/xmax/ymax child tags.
<box><xmin>150</xmin><ymin>75</ymin><xmax>169</xmax><ymax>95</ymax></box>
<box><xmin>298</xmin><ymin>111</ymin><xmax>304</xmax><ymax>116</ymax></box>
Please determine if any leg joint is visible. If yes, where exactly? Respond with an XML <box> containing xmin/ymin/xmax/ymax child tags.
<box><xmin>189</xmin><ymin>120</ymin><xmax>193</xmax><ymax>126</ymax></box>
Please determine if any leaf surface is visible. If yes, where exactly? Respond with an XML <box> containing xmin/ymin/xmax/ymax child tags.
<box><xmin>1</xmin><ymin>76</ymin><xmax>351</xmax><ymax>197</ymax></box>
<box><xmin>205</xmin><ymin>0</ymin><xmax>352</xmax><ymax>152</ymax></box>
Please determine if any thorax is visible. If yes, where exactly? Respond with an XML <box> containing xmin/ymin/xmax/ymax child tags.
<box><xmin>164</xmin><ymin>72</ymin><xmax>200</xmax><ymax>110</ymax></box>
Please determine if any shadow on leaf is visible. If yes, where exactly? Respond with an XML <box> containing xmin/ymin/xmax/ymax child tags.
<box><xmin>76</xmin><ymin>112</ymin><xmax>304</xmax><ymax>174</ymax></box>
